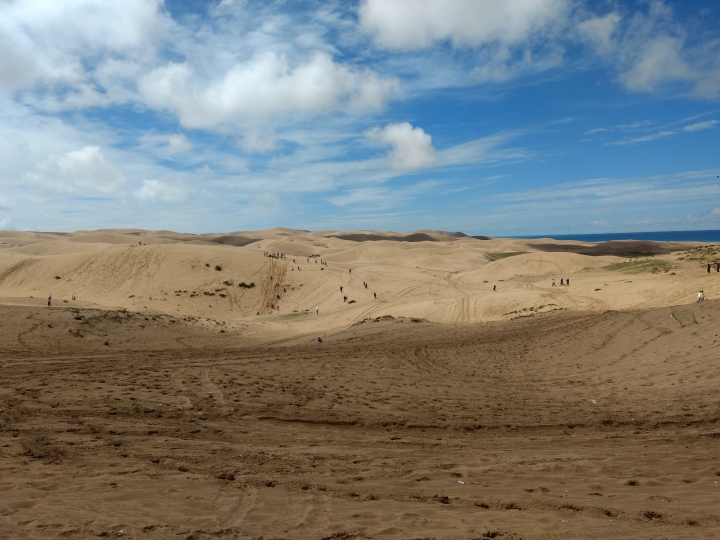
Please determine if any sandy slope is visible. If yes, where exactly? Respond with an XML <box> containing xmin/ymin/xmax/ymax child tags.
<box><xmin>1</xmin><ymin>298</ymin><xmax>719</xmax><ymax>539</ymax></box>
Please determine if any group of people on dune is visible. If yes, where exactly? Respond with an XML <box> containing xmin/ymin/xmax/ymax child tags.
<box><xmin>551</xmin><ymin>278</ymin><xmax>570</xmax><ymax>287</ymax></box>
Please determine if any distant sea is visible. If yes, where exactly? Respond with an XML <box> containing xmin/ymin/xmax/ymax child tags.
<box><xmin>511</xmin><ymin>229</ymin><xmax>720</xmax><ymax>243</ymax></box>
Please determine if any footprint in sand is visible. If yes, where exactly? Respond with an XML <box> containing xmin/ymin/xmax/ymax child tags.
<box><xmin>202</xmin><ymin>369</ymin><xmax>229</xmax><ymax>414</ymax></box>
<box><xmin>170</xmin><ymin>372</ymin><xmax>193</xmax><ymax>410</ymax></box>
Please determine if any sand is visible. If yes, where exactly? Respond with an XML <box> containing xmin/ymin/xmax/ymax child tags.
<box><xmin>1</xmin><ymin>228</ymin><xmax>719</xmax><ymax>538</ymax></box>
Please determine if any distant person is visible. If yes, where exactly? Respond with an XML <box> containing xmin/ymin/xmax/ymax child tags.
<box><xmin>349</xmin><ymin>268</ymin><xmax>352</xmax><ymax>273</ymax></box>
<box><xmin>708</xmin><ymin>264</ymin><xmax>711</xmax><ymax>273</ymax></box>
<box><xmin>716</xmin><ymin>262</ymin><xmax>719</xmax><ymax>272</ymax></box>
<box><xmin>340</xmin><ymin>286</ymin><xmax>343</xmax><ymax>293</ymax></box>
<box><xmin>493</xmin><ymin>284</ymin><xmax>497</xmax><ymax>292</ymax></box>
<box><xmin>315</xmin><ymin>306</ymin><xmax>319</xmax><ymax>315</ymax></box>
<box><xmin>552</xmin><ymin>279</ymin><xmax>556</xmax><ymax>287</ymax></box>
<box><xmin>47</xmin><ymin>294</ymin><xmax>52</xmax><ymax>307</ymax></box>
<box><xmin>293</xmin><ymin>259</ymin><xmax>296</xmax><ymax>263</ymax></box>
<box><xmin>317</xmin><ymin>337</ymin><xmax>323</xmax><ymax>344</ymax></box>
<box><xmin>344</xmin><ymin>296</ymin><xmax>347</xmax><ymax>302</ymax></box>
<box><xmin>560</xmin><ymin>278</ymin><xmax>564</xmax><ymax>286</ymax></box>
<box><xmin>566</xmin><ymin>278</ymin><xmax>570</xmax><ymax>287</ymax></box>
<box><xmin>72</xmin><ymin>294</ymin><xmax>76</xmax><ymax>301</ymax></box>
<box><xmin>374</xmin><ymin>292</ymin><xmax>376</xmax><ymax>299</ymax></box>
<box><xmin>698</xmin><ymin>290</ymin><xmax>705</xmax><ymax>302</ymax></box>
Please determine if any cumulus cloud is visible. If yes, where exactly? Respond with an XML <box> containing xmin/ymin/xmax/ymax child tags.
<box><xmin>366</xmin><ymin>122</ymin><xmax>436</xmax><ymax>170</ymax></box>
<box><xmin>135</xmin><ymin>180</ymin><xmax>187</xmax><ymax>202</ymax></box>
<box><xmin>26</xmin><ymin>146</ymin><xmax>126</xmax><ymax>195</ymax></box>
<box><xmin>139</xmin><ymin>52</ymin><xmax>400</xmax><ymax>130</ymax></box>
<box><xmin>580</xmin><ymin>1</ymin><xmax>720</xmax><ymax>98</ymax></box>
<box><xmin>359</xmin><ymin>0</ymin><xmax>569</xmax><ymax>50</ymax></box>
<box><xmin>0</xmin><ymin>0</ymin><xmax>166</xmax><ymax>106</ymax></box>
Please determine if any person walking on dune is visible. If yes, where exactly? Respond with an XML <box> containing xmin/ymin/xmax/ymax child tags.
<box><xmin>374</xmin><ymin>292</ymin><xmax>376</xmax><ymax>299</ymax></box>
<box><xmin>552</xmin><ymin>279</ymin><xmax>556</xmax><ymax>287</ymax></box>
<box><xmin>47</xmin><ymin>294</ymin><xmax>52</xmax><ymax>307</ymax></box>
<box><xmin>560</xmin><ymin>278</ymin><xmax>564</xmax><ymax>286</ymax></box>
<box><xmin>493</xmin><ymin>284</ymin><xmax>497</xmax><ymax>292</ymax></box>
<box><xmin>708</xmin><ymin>264</ymin><xmax>711</xmax><ymax>273</ymax></box>
<box><xmin>315</xmin><ymin>306</ymin><xmax>319</xmax><ymax>315</ymax></box>
<box><xmin>716</xmin><ymin>262</ymin><xmax>720</xmax><ymax>272</ymax></box>
<box><xmin>566</xmin><ymin>278</ymin><xmax>570</xmax><ymax>287</ymax></box>
<box><xmin>340</xmin><ymin>286</ymin><xmax>343</xmax><ymax>293</ymax></box>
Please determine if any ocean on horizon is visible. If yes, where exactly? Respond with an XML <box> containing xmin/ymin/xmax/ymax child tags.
<box><xmin>507</xmin><ymin>229</ymin><xmax>720</xmax><ymax>243</ymax></box>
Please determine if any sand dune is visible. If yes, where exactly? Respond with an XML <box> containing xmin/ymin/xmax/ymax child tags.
<box><xmin>1</xmin><ymin>228</ymin><xmax>716</xmax><ymax>336</ymax></box>
<box><xmin>1</xmin><ymin>228</ymin><xmax>720</xmax><ymax>538</ymax></box>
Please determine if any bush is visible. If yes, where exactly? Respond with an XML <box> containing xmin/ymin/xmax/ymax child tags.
<box><xmin>214</xmin><ymin>265</ymin><xmax>222</xmax><ymax>271</ymax></box>
<box><xmin>238</xmin><ymin>282</ymin><xmax>255</xmax><ymax>289</ymax></box>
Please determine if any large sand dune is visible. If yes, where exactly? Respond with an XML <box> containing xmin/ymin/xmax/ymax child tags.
<box><xmin>1</xmin><ymin>228</ymin><xmax>720</xmax><ymax>538</ymax></box>
<box><xmin>1</xmin><ymin>228</ymin><xmax>718</xmax><ymax>336</ymax></box>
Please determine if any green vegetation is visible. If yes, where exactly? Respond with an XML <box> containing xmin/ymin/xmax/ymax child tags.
<box><xmin>485</xmin><ymin>251</ymin><xmax>527</xmax><ymax>261</ymax></box>
<box><xmin>238</xmin><ymin>282</ymin><xmax>255</xmax><ymax>289</ymax></box>
<box><xmin>676</xmin><ymin>245</ymin><xmax>720</xmax><ymax>261</ymax></box>
<box><xmin>602</xmin><ymin>259</ymin><xmax>674</xmax><ymax>274</ymax></box>
<box><xmin>309</xmin><ymin>253</ymin><xmax>321</xmax><ymax>258</ymax></box>
<box><xmin>214</xmin><ymin>265</ymin><xmax>222</xmax><ymax>271</ymax></box>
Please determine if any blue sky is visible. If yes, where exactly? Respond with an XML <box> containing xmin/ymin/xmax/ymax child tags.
<box><xmin>0</xmin><ymin>0</ymin><xmax>718</xmax><ymax>235</ymax></box>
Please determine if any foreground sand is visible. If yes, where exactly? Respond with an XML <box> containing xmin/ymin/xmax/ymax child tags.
<box><xmin>1</xmin><ymin>229</ymin><xmax>720</xmax><ymax>538</ymax></box>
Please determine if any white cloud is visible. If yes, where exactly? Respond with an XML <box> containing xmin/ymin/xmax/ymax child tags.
<box><xmin>683</xmin><ymin>120</ymin><xmax>718</xmax><ymax>132</ymax></box>
<box><xmin>0</xmin><ymin>0</ymin><xmax>167</xmax><ymax>106</ymax></box>
<box><xmin>607</xmin><ymin>130</ymin><xmax>676</xmax><ymax>146</ymax></box>
<box><xmin>366</xmin><ymin>122</ymin><xmax>436</xmax><ymax>169</ymax></box>
<box><xmin>167</xmin><ymin>134</ymin><xmax>192</xmax><ymax>155</ymax></box>
<box><xmin>326</xmin><ymin>181</ymin><xmax>439</xmax><ymax>209</ymax></box>
<box><xmin>617</xmin><ymin>35</ymin><xmax>693</xmax><ymax>92</ymax></box>
<box><xmin>139</xmin><ymin>52</ymin><xmax>400</xmax><ymax>131</ymax></box>
<box><xmin>580</xmin><ymin>2</ymin><xmax>720</xmax><ymax>98</ymax></box>
<box><xmin>577</xmin><ymin>13</ymin><xmax>620</xmax><ymax>56</ymax></box>
<box><xmin>711</xmin><ymin>208</ymin><xmax>720</xmax><ymax>216</ymax></box>
<box><xmin>25</xmin><ymin>146</ymin><xmax>126</xmax><ymax>195</ymax></box>
<box><xmin>359</xmin><ymin>0</ymin><xmax>569</xmax><ymax>50</ymax></box>
<box><xmin>135</xmin><ymin>180</ymin><xmax>187</xmax><ymax>202</ymax></box>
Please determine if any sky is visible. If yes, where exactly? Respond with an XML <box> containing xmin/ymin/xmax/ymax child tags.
<box><xmin>0</xmin><ymin>0</ymin><xmax>719</xmax><ymax>236</ymax></box>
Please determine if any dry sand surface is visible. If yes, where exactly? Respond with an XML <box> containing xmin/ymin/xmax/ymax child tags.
<box><xmin>1</xmin><ymin>228</ymin><xmax>720</xmax><ymax>539</ymax></box>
